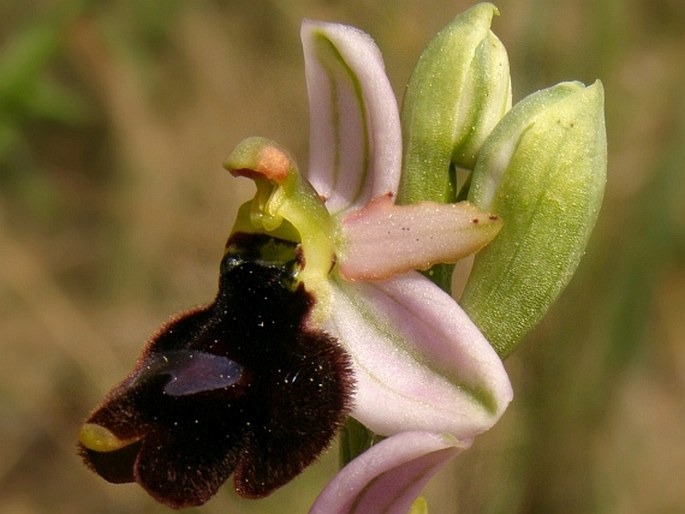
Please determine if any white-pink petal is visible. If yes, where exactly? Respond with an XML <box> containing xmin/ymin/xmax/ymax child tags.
<box><xmin>338</xmin><ymin>195</ymin><xmax>502</xmax><ymax>280</ymax></box>
<box><xmin>301</xmin><ymin>20</ymin><xmax>402</xmax><ymax>216</ymax></box>
<box><xmin>310</xmin><ymin>431</ymin><xmax>467</xmax><ymax>514</ymax></box>
<box><xmin>329</xmin><ymin>272</ymin><xmax>512</xmax><ymax>438</ymax></box>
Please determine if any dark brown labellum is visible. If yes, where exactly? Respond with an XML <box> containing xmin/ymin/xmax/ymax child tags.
<box><xmin>79</xmin><ymin>233</ymin><xmax>354</xmax><ymax>508</ymax></box>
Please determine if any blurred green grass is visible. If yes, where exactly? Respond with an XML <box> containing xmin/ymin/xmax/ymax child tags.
<box><xmin>1</xmin><ymin>1</ymin><xmax>684</xmax><ymax>513</ymax></box>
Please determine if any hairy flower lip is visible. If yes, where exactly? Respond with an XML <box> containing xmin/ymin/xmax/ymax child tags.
<box><xmin>79</xmin><ymin>233</ymin><xmax>355</xmax><ymax>508</ymax></box>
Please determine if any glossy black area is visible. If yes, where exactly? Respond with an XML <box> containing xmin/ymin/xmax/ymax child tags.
<box><xmin>129</xmin><ymin>350</ymin><xmax>244</xmax><ymax>396</ymax></box>
<box><xmin>80</xmin><ymin>233</ymin><xmax>354</xmax><ymax>508</ymax></box>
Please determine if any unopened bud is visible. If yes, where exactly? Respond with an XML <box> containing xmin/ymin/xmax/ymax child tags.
<box><xmin>461</xmin><ymin>80</ymin><xmax>607</xmax><ymax>356</ymax></box>
<box><xmin>399</xmin><ymin>2</ymin><xmax>512</xmax><ymax>204</ymax></box>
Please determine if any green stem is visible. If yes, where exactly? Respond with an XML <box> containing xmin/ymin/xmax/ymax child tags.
<box><xmin>339</xmin><ymin>417</ymin><xmax>384</xmax><ymax>468</ymax></box>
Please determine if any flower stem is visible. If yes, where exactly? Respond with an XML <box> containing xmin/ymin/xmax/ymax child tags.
<box><xmin>339</xmin><ymin>417</ymin><xmax>383</xmax><ymax>468</ymax></box>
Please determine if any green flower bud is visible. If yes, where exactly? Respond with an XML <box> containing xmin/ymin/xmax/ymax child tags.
<box><xmin>461</xmin><ymin>80</ymin><xmax>607</xmax><ymax>357</ymax></box>
<box><xmin>399</xmin><ymin>2</ymin><xmax>512</xmax><ymax>205</ymax></box>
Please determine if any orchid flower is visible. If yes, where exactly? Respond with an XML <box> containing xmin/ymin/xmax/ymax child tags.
<box><xmin>78</xmin><ymin>3</ymin><xmax>607</xmax><ymax>512</ymax></box>
<box><xmin>78</xmin><ymin>12</ymin><xmax>511</xmax><ymax>511</ymax></box>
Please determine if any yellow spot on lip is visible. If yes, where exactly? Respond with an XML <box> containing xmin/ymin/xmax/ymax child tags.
<box><xmin>79</xmin><ymin>423</ymin><xmax>142</xmax><ymax>452</ymax></box>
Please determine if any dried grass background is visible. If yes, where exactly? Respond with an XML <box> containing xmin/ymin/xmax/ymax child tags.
<box><xmin>1</xmin><ymin>1</ymin><xmax>684</xmax><ymax>513</ymax></box>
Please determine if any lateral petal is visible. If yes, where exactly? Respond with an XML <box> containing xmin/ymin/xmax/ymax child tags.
<box><xmin>338</xmin><ymin>195</ymin><xmax>502</xmax><ymax>281</ymax></box>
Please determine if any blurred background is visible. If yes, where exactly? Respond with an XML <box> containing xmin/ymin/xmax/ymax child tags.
<box><xmin>1</xmin><ymin>0</ymin><xmax>684</xmax><ymax>513</ymax></box>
